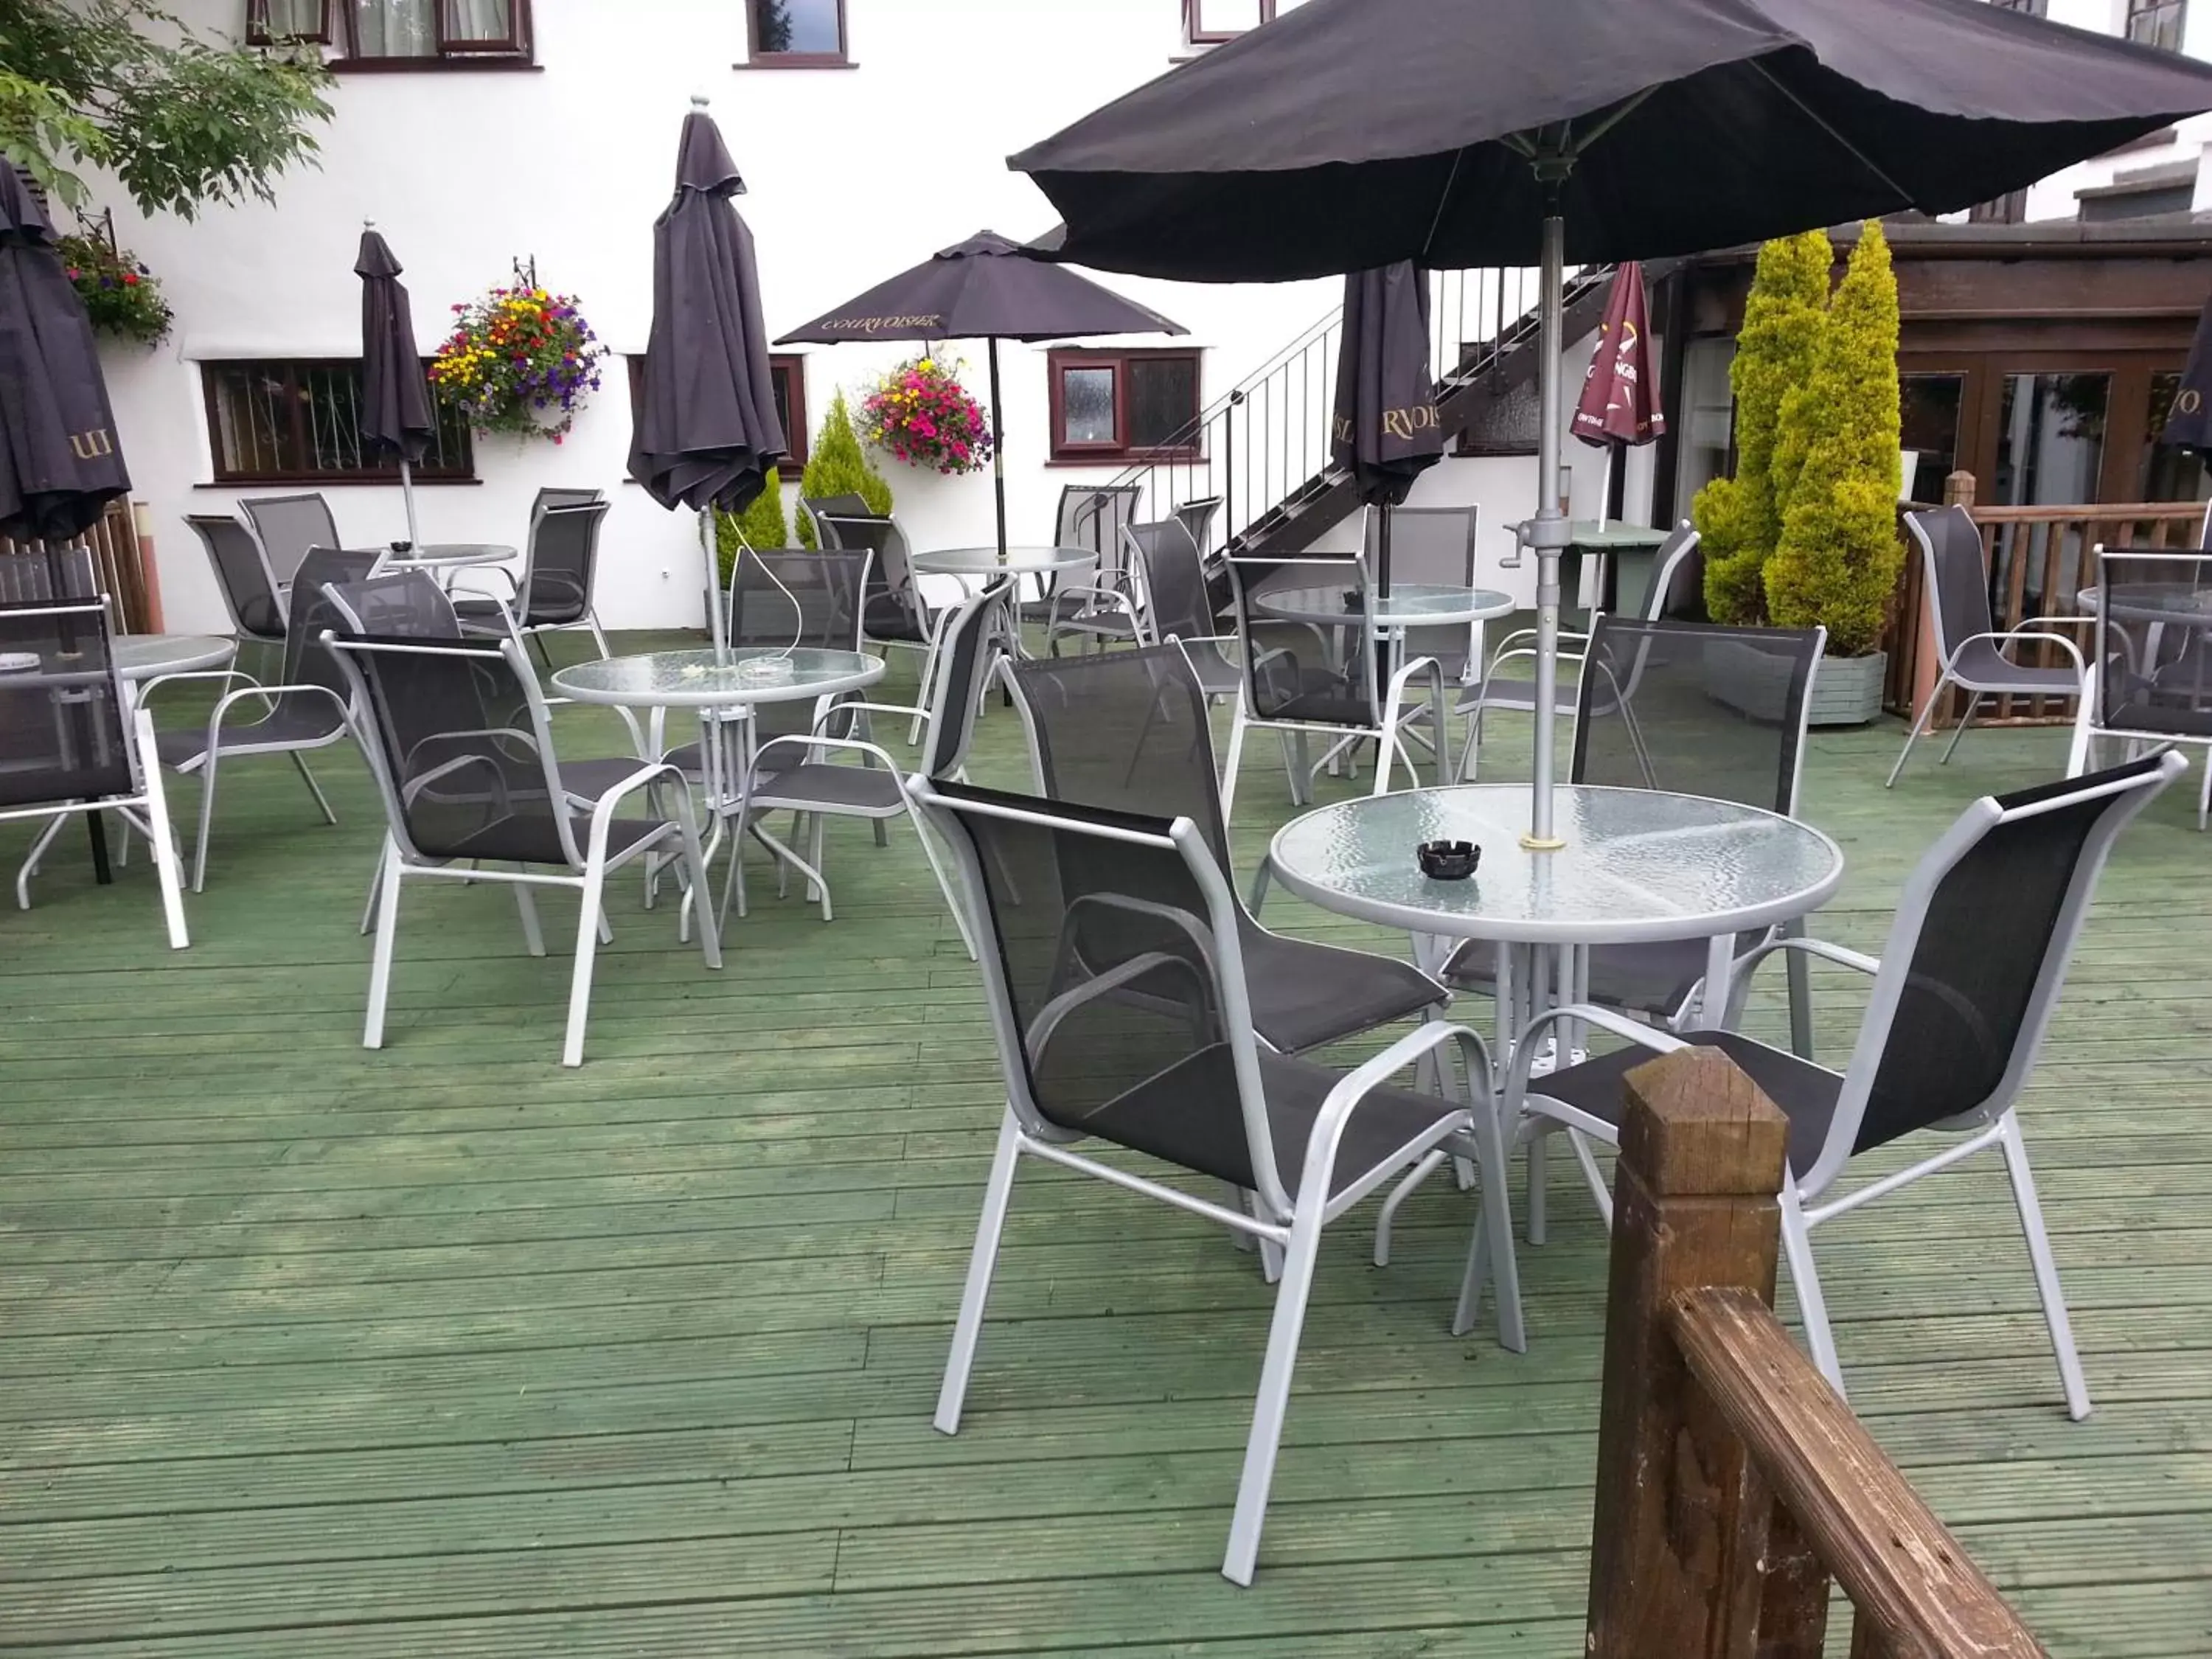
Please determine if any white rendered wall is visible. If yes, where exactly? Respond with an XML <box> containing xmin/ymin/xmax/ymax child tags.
<box><xmin>2019</xmin><ymin>0</ymin><xmax>2212</xmax><ymax>220</ymax></box>
<box><xmin>105</xmin><ymin>0</ymin><xmax>1340</xmax><ymax>632</ymax></box>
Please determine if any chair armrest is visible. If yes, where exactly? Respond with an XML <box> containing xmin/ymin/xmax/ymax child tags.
<box><xmin>1302</xmin><ymin>1020</ymin><xmax>1494</xmax><ymax>1219</ymax></box>
<box><xmin>817</xmin><ymin>699</ymin><xmax>929</xmax><ymax>731</ymax></box>
<box><xmin>1046</xmin><ymin>586</ymin><xmax>1137</xmax><ymax>618</ymax></box>
<box><xmin>1719</xmin><ymin>936</ymin><xmax>1880</xmax><ymax>1029</ymax></box>
<box><xmin>1955</xmin><ymin>628</ymin><xmax>2087</xmax><ymax>675</ymax></box>
<box><xmin>134</xmin><ymin>669</ymin><xmax>262</xmax><ymax>706</ymax></box>
<box><xmin>751</xmin><ymin>731</ymin><xmax>905</xmax><ymax>777</ymax></box>
<box><xmin>1506</xmin><ymin>1003</ymin><xmax>1687</xmax><ymax>1118</ymax></box>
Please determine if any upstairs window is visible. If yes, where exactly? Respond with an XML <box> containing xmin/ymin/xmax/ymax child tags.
<box><xmin>202</xmin><ymin>360</ymin><xmax>476</xmax><ymax>485</ymax></box>
<box><xmin>1989</xmin><ymin>0</ymin><xmax>2046</xmax><ymax>14</ymax></box>
<box><xmin>627</xmin><ymin>354</ymin><xmax>810</xmax><ymax>466</ymax></box>
<box><xmin>250</xmin><ymin>1</ymin><xmax>535</xmax><ymax>66</ymax></box>
<box><xmin>745</xmin><ymin>0</ymin><xmax>851</xmax><ymax>66</ymax></box>
<box><xmin>2127</xmin><ymin>0</ymin><xmax>2187</xmax><ymax>52</ymax></box>
<box><xmin>1184</xmin><ymin>0</ymin><xmax>1275</xmax><ymax>43</ymax></box>
<box><xmin>1048</xmin><ymin>349</ymin><xmax>1202</xmax><ymax>463</ymax></box>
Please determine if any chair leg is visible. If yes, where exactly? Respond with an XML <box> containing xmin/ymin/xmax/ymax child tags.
<box><xmin>910</xmin><ymin>809</ymin><xmax>978</xmax><ymax>961</ymax></box>
<box><xmin>1885</xmin><ymin>675</ymin><xmax>1948</xmax><ymax>789</ymax></box>
<box><xmin>1222</xmin><ymin>1204</ymin><xmax>1324</xmax><ymax>1587</ymax></box>
<box><xmin>1996</xmin><ymin>1111</ymin><xmax>2091</xmax><ymax>1421</ymax></box>
<box><xmin>934</xmin><ymin>1111</ymin><xmax>1023</xmax><ymax>1436</ymax></box>
<box><xmin>1220</xmin><ymin>709</ymin><xmax>1248</xmax><ymax>824</ymax></box>
<box><xmin>675</xmin><ymin>807</ymin><xmax>723</xmax><ymax>971</ymax></box>
<box><xmin>2198</xmin><ymin>754</ymin><xmax>2212</xmax><ymax>833</ymax></box>
<box><xmin>1778</xmin><ymin>1186</ymin><xmax>1845</xmax><ymax>1399</ymax></box>
<box><xmin>292</xmin><ymin>750</ymin><xmax>338</xmax><ymax>826</ymax></box>
<box><xmin>191</xmin><ymin>749</ymin><xmax>220</xmax><ymax>894</ymax></box>
<box><xmin>359</xmin><ymin>851</ymin><xmax>383</xmax><ymax>936</ymax></box>
<box><xmin>512</xmin><ymin>876</ymin><xmax>546</xmax><ymax>957</ymax></box>
<box><xmin>562</xmin><ymin>860</ymin><xmax>608</xmax><ymax>1068</ymax></box>
<box><xmin>585</xmin><ymin>614</ymin><xmax>612</xmax><ymax>660</ymax></box>
<box><xmin>1525</xmin><ymin>1132</ymin><xmax>1548</xmax><ymax>1245</ymax></box>
<box><xmin>810</xmin><ymin>815</ymin><xmax>831</xmax><ymax>922</ymax></box>
<box><xmin>139</xmin><ymin>768</ymin><xmax>189</xmax><ymax>952</ymax></box>
<box><xmin>529</xmin><ymin>631</ymin><xmax>555</xmax><ymax>675</ymax></box>
<box><xmin>1938</xmin><ymin>689</ymin><xmax>1978</xmax><ymax>767</ymax></box>
<box><xmin>1246</xmin><ymin>860</ymin><xmax>1272</xmax><ymax>917</ymax></box>
<box><xmin>1782</xmin><ymin>917</ymin><xmax>1816</xmax><ymax>1061</ymax></box>
<box><xmin>1372</xmin><ymin>1148</ymin><xmax>1447</xmax><ymax>1268</ymax></box>
<box><xmin>1451</xmin><ymin>1104</ymin><xmax>1529</xmax><ymax>1350</ymax></box>
<box><xmin>364</xmin><ymin>837</ymin><xmax>403</xmax><ymax>1050</ymax></box>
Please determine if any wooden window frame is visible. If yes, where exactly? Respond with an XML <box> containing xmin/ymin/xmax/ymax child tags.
<box><xmin>2126</xmin><ymin>0</ymin><xmax>2187</xmax><ymax>52</ymax></box>
<box><xmin>741</xmin><ymin>0</ymin><xmax>852</xmax><ymax>69</ymax></box>
<box><xmin>1046</xmin><ymin>347</ymin><xmax>1203</xmax><ymax>464</ymax></box>
<box><xmin>246</xmin><ymin>0</ymin><xmax>334</xmax><ymax>44</ymax></box>
<box><xmin>626</xmin><ymin>354</ymin><xmax>810</xmax><ymax>467</ymax></box>
<box><xmin>201</xmin><ymin>358</ymin><xmax>477</xmax><ymax>487</ymax></box>
<box><xmin>1184</xmin><ymin>0</ymin><xmax>1276</xmax><ymax>44</ymax></box>
<box><xmin>331</xmin><ymin>0</ymin><xmax>537</xmax><ymax>71</ymax></box>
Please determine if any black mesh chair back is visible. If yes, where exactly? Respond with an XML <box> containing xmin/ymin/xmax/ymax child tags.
<box><xmin>1644</xmin><ymin>524</ymin><xmax>1705</xmax><ymax>622</ymax></box>
<box><xmin>0</xmin><ymin>599</ymin><xmax>133</xmax><ymax>809</ymax></box>
<box><xmin>0</xmin><ymin>545</ymin><xmax>97</xmax><ymax>606</ymax></box>
<box><xmin>922</xmin><ymin>582</ymin><xmax>1013</xmax><ymax>780</ymax></box>
<box><xmin>1371</xmin><ymin>506</ymin><xmax>1480</xmax><ymax>678</ymax></box>
<box><xmin>2093</xmin><ymin>548</ymin><xmax>2212</xmax><ymax>740</ymax></box>
<box><xmin>518</xmin><ymin>501</ymin><xmax>608</xmax><ymax>628</ymax></box>
<box><xmin>186</xmin><ymin>515</ymin><xmax>285</xmax><ymax>641</ymax></box>
<box><xmin>1845</xmin><ymin>757</ymin><xmax>2174</xmax><ymax>1164</ymax></box>
<box><xmin>242</xmin><ymin>493</ymin><xmax>341</xmax><ymax>586</ymax></box>
<box><xmin>925</xmin><ymin>779</ymin><xmax>1277</xmax><ymax>1194</ymax></box>
<box><xmin>275</xmin><ymin>549</ymin><xmax>383</xmax><ymax>739</ymax></box>
<box><xmin>1056</xmin><ymin>483</ymin><xmax>1145</xmax><ymax>588</ymax></box>
<box><xmin>529</xmin><ymin>487</ymin><xmax>602</xmax><ymax>526</ymax></box>
<box><xmin>334</xmin><ymin>632</ymin><xmax>577</xmax><ymax>868</ymax></box>
<box><xmin>1228</xmin><ymin>554</ymin><xmax>1379</xmax><ymax>728</ymax></box>
<box><xmin>801</xmin><ymin>494</ymin><xmax>878</xmax><ymax>548</ymax></box>
<box><xmin>1910</xmin><ymin>506</ymin><xmax>1999</xmax><ymax>665</ymax></box>
<box><xmin>1573</xmin><ymin>616</ymin><xmax>1821</xmax><ymax>815</ymax></box>
<box><xmin>1127</xmin><ymin>520</ymin><xmax>1211</xmax><ymax>642</ymax></box>
<box><xmin>1011</xmin><ymin>644</ymin><xmax>1231</xmax><ymax>874</ymax></box>
<box><xmin>322</xmin><ymin>568</ymin><xmax>462</xmax><ymax>640</ymax></box>
<box><xmin>1175</xmin><ymin>495</ymin><xmax>1223</xmax><ymax>559</ymax></box>
<box><xmin>824</xmin><ymin>513</ymin><xmax>927</xmax><ymax>641</ymax></box>
<box><xmin>728</xmin><ymin>549</ymin><xmax>869</xmax><ymax>653</ymax></box>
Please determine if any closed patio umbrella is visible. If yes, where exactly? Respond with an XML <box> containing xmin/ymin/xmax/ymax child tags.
<box><xmin>777</xmin><ymin>230</ymin><xmax>1184</xmax><ymax>556</ymax></box>
<box><xmin>1573</xmin><ymin>260</ymin><xmax>1663</xmax><ymax>535</ymax></box>
<box><xmin>1012</xmin><ymin>0</ymin><xmax>2212</xmax><ymax>848</ymax></box>
<box><xmin>1331</xmin><ymin>262</ymin><xmax>1443</xmax><ymax>595</ymax></box>
<box><xmin>2160</xmin><ymin>287</ymin><xmax>2212</xmax><ymax>462</ymax></box>
<box><xmin>355</xmin><ymin>223</ymin><xmax>434</xmax><ymax>552</ymax></box>
<box><xmin>630</xmin><ymin>97</ymin><xmax>787</xmax><ymax>660</ymax></box>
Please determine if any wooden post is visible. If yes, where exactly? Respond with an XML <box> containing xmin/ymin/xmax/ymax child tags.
<box><xmin>132</xmin><ymin>500</ymin><xmax>163</xmax><ymax>633</ymax></box>
<box><xmin>1585</xmin><ymin>1047</ymin><xmax>1809</xmax><ymax>1659</ymax></box>
<box><xmin>1942</xmin><ymin>469</ymin><xmax>1976</xmax><ymax>509</ymax></box>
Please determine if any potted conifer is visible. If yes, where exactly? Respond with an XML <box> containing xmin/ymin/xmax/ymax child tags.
<box><xmin>796</xmin><ymin>390</ymin><xmax>894</xmax><ymax>548</ymax></box>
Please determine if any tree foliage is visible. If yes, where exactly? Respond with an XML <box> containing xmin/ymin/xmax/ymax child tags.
<box><xmin>1766</xmin><ymin>221</ymin><xmax>1904</xmax><ymax>658</ymax></box>
<box><xmin>1694</xmin><ymin>230</ymin><xmax>1833</xmax><ymax>625</ymax></box>
<box><xmin>715</xmin><ymin>467</ymin><xmax>793</xmax><ymax>582</ymax></box>
<box><xmin>0</xmin><ymin>0</ymin><xmax>330</xmax><ymax>220</ymax></box>
<box><xmin>796</xmin><ymin>389</ymin><xmax>894</xmax><ymax>549</ymax></box>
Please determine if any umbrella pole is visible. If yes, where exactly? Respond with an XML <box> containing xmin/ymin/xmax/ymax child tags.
<box><xmin>398</xmin><ymin>456</ymin><xmax>422</xmax><ymax>552</ymax></box>
<box><xmin>1377</xmin><ymin>501</ymin><xmax>1393</xmax><ymax>598</ymax></box>
<box><xmin>988</xmin><ymin>337</ymin><xmax>1008</xmax><ymax>560</ymax></box>
<box><xmin>1523</xmin><ymin>193</ymin><xmax>1571</xmax><ymax>853</ymax></box>
<box><xmin>700</xmin><ymin>509</ymin><xmax>728</xmax><ymax>664</ymax></box>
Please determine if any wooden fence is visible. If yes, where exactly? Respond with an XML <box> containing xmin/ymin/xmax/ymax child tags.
<box><xmin>0</xmin><ymin>500</ymin><xmax>157</xmax><ymax>633</ymax></box>
<box><xmin>1884</xmin><ymin>480</ymin><xmax>2205</xmax><ymax>724</ymax></box>
<box><xmin>1584</xmin><ymin>1048</ymin><xmax>2048</xmax><ymax>1658</ymax></box>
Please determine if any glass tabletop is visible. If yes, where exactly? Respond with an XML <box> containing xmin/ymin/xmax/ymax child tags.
<box><xmin>2077</xmin><ymin>584</ymin><xmax>2212</xmax><ymax>625</ymax></box>
<box><xmin>911</xmin><ymin>545</ymin><xmax>1099</xmax><ymax>576</ymax></box>
<box><xmin>113</xmin><ymin>635</ymin><xmax>237</xmax><ymax>678</ymax></box>
<box><xmin>368</xmin><ymin>543</ymin><xmax>517</xmax><ymax>568</ymax></box>
<box><xmin>551</xmin><ymin>647</ymin><xmax>885</xmax><ymax>709</ymax></box>
<box><xmin>1267</xmin><ymin>784</ymin><xmax>1843</xmax><ymax>945</ymax></box>
<box><xmin>1257</xmin><ymin>583</ymin><xmax>1515</xmax><ymax>627</ymax></box>
<box><xmin>1567</xmin><ymin>521</ymin><xmax>1672</xmax><ymax>551</ymax></box>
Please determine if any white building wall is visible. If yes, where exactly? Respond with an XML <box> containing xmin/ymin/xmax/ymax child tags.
<box><xmin>108</xmin><ymin>0</ymin><xmax>1342</xmax><ymax>633</ymax></box>
<box><xmin>2020</xmin><ymin>0</ymin><xmax>2212</xmax><ymax>220</ymax></box>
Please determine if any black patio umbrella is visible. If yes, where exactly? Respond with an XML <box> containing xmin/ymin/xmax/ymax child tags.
<box><xmin>2160</xmin><ymin>287</ymin><xmax>2212</xmax><ymax>464</ymax></box>
<box><xmin>1012</xmin><ymin>0</ymin><xmax>2212</xmax><ymax>849</ymax></box>
<box><xmin>1331</xmin><ymin>262</ymin><xmax>1443</xmax><ymax>596</ymax></box>
<box><xmin>0</xmin><ymin>165</ymin><xmax>130</xmax><ymax>550</ymax></box>
<box><xmin>778</xmin><ymin>230</ymin><xmax>1184</xmax><ymax>556</ymax></box>
<box><xmin>629</xmin><ymin>97</ymin><xmax>786</xmax><ymax>658</ymax></box>
<box><xmin>355</xmin><ymin>222</ymin><xmax>435</xmax><ymax>552</ymax></box>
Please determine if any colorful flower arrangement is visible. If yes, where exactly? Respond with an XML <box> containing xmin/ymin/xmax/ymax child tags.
<box><xmin>58</xmin><ymin>234</ymin><xmax>173</xmax><ymax>345</ymax></box>
<box><xmin>859</xmin><ymin>354</ymin><xmax>994</xmax><ymax>476</ymax></box>
<box><xmin>428</xmin><ymin>282</ymin><xmax>606</xmax><ymax>442</ymax></box>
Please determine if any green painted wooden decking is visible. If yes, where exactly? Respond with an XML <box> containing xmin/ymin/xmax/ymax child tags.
<box><xmin>2</xmin><ymin>636</ymin><xmax>2208</xmax><ymax>1657</ymax></box>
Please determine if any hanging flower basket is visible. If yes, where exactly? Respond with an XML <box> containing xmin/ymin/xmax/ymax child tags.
<box><xmin>859</xmin><ymin>353</ymin><xmax>994</xmax><ymax>476</ymax></box>
<box><xmin>58</xmin><ymin>234</ymin><xmax>173</xmax><ymax>346</ymax></box>
<box><xmin>428</xmin><ymin>281</ymin><xmax>607</xmax><ymax>442</ymax></box>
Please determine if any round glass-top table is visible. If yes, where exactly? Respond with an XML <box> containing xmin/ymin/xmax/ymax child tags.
<box><xmin>114</xmin><ymin>635</ymin><xmax>237</xmax><ymax>681</ymax></box>
<box><xmin>1268</xmin><ymin>784</ymin><xmax>1843</xmax><ymax>1034</ymax></box>
<box><xmin>551</xmin><ymin>647</ymin><xmax>884</xmax><ymax>710</ymax></box>
<box><xmin>911</xmin><ymin>545</ymin><xmax>1099</xmax><ymax>578</ymax></box>
<box><xmin>1256</xmin><ymin>582</ymin><xmax>1514</xmax><ymax>629</ymax></box>
<box><xmin>372</xmin><ymin>543</ymin><xmax>518</xmax><ymax>571</ymax></box>
<box><xmin>2076</xmin><ymin>584</ymin><xmax>2212</xmax><ymax>626</ymax></box>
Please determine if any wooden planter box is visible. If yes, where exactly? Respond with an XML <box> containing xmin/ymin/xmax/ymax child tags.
<box><xmin>1704</xmin><ymin>636</ymin><xmax>1887</xmax><ymax>728</ymax></box>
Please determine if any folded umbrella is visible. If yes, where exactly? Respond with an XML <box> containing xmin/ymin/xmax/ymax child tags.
<box><xmin>355</xmin><ymin>223</ymin><xmax>435</xmax><ymax>552</ymax></box>
<box><xmin>1331</xmin><ymin>262</ymin><xmax>1444</xmax><ymax>594</ymax></box>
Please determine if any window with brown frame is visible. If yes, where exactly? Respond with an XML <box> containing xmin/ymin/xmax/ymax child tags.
<box><xmin>250</xmin><ymin>1</ymin><xmax>535</xmax><ymax>67</ymax></box>
<box><xmin>202</xmin><ymin>360</ymin><xmax>476</xmax><ymax>484</ymax></box>
<box><xmin>2127</xmin><ymin>0</ymin><xmax>2188</xmax><ymax>52</ymax></box>
<box><xmin>1047</xmin><ymin>349</ymin><xmax>1202</xmax><ymax>462</ymax></box>
<box><xmin>1184</xmin><ymin>0</ymin><xmax>1276</xmax><ymax>43</ymax></box>
<box><xmin>627</xmin><ymin>354</ymin><xmax>810</xmax><ymax>467</ymax></box>
<box><xmin>744</xmin><ymin>0</ymin><xmax>850</xmax><ymax>66</ymax></box>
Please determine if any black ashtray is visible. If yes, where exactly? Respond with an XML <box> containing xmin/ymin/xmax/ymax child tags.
<box><xmin>1417</xmin><ymin>840</ymin><xmax>1481</xmax><ymax>881</ymax></box>
<box><xmin>1341</xmin><ymin>588</ymin><xmax>1365</xmax><ymax>612</ymax></box>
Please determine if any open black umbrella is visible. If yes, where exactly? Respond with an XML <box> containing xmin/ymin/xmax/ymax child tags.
<box><xmin>1331</xmin><ymin>262</ymin><xmax>1442</xmax><ymax>596</ymax></box>
<box><xmin>630</xmin><ymin>97</ymin><xmax>786</xmax><ymax>658</ymax></box>
<box><xmin>2161</xmin><ymin>287</ymin><xmax>2212</xmax><ymax>460</ymax></box>
<box><xmin>1013</xmin><ymin>0</ymin><xmax>2212</xmax><ymax>849</ymax></box>
<box><xmin>355</xmin><ymin>222</ymin><xmax>434</xmax><ymax>552</ymax></box>
<box><xmin>778</xmin><ymin>230</ymin><xmax>1184</xmax><ymax>556</ymax></box>
<box><xmin>0</xmin><ymin>166</ymin><xmax>130</xmax><ymax>549</ymax></box>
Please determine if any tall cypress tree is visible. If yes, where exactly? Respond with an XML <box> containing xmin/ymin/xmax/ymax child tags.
<box><xmin>1694</xmin><ymin>231</ymin><xmax>1834</xmax><ymax>625</ymax></box>
<box><xmin>796</xmin><ymin>390</ymin><xmax>894</xmax><ymax>548</ymax></box>
<box><xmin>1767</xmin><ymin>221</ymin><xmax>1904</xmax><ymax>658</ymax></box>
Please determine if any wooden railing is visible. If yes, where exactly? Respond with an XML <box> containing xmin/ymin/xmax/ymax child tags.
<box><xmin>0</xmin><ymin>500</ymin><xmax>158</xmax><ymax>633</ymax></box>
<box><xmin>1585</xmin><ymin>1048</ymin><xmax>2048</xmax><ymax>1658</ymax></box>
<box><xmin>1885</xmin><ymin>477</ymin><xmax>2205</xmax><ymax>723</ymax></box>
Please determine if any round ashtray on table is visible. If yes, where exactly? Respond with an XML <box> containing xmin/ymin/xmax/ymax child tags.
<box><xmin>736</xmin><ymin>655</ymin><xmax>798</xmax><ymax>686</ymax></box>
<box><xmin>0</xmin><ymin>651</ymin><xmax>39</xmax><ymax>674</ymax></box>
<box><xmin>1341</xmin><ymin>589</ymin><xmax>1366</xmax><ymax>612</ymax></box>
<box><xmin>1417</xmin><ymin>840</ymin><xmax>1481</xmax><ymax>881</ymax></box>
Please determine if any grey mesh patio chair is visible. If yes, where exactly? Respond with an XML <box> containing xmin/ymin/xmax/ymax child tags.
<box><xmin>1009</xmin><ymin>643</ymin><xmax>1450</xmax><ymax>1057</ymax></box>
<box><xmin>453</xmin><ymin>500</ymin><xmax>613</xmax><ymax>665</ymax></box>
<box><xmin>1176</xmin><ymin>493</ymin><xmax>1223</xmax><ymax>559</ymax></box>
<box><xmin>1026</xmin><ymin>481</ymin><xmax>1144</xmax><ymax>640</ymax></box>
<box><xmin>1368</xmin><ymin>504</ymin><xmax>1481</xmax><ymax>777</ymax></box>
<box><xmin>2081</xmin><ymin>546</ymin><xmax>2212</xmax><ymax>826</ymax></box>
<box><xmin>241</xmin><ymin>493</ymin><xmax>341</xmax><ymax>586</ymax></box>
<box><xmin>0</xmin><ymin>545</ymin><xmax>96</xmax><ymax>605</ymax></box>
<box><xmin>819</xmin><ymin>512</ymin><xmax>939</xmax><ymax>726</ymax></box>
<box><xmin>136</xmin><ymin>547</ymin><xmax>380</xmax><ymax>891</ymax></box>
<box><xmin>529</xmin><ymin>486</ymin><xmax>602</xmax><ymax>528</ymax></box>
<box><xmin>1462</xmin><ymin>752</ymin><xmax>2185</xmax><ymax>1422</ymax></box>
<box><xmin>799</xmin><ymin>493</ymin><xmax>877</xmax><ymax>549</ymax></box>
<box><xmin>1458</xmin><ymin>521</ymin><xmax>1701</xmax><ymax>781</ymax></box>
<box><xmin>1126</xmin><ymin>518</ymin><xmax>1240</xmax><ymax>700</ymax></box>
<box><xmin>327</xmin><ymin>627</ymin><xmax>719</xmax><ymax>1068</ymax></box>
<box><xmin>0</xmin><ymin>598</ymin><xmax>188</xmax><ymax>947</ymax></box>
<box><xmin>185</xmin><ymin>515</ymin><xmax>287</xmax><ymax>647</ymax></box>
<box><xmin>1222</xmin><ymin>554</ymin><xmax>1444</xmax><ymax>818</ymax></box>
<box><xmin>724</xmin><ymin>582</ymin><xmax>1008</xmax><ymax>955</ymax></box>
<box><xmin>906</xmin><ymin>776</ymin><xmax>1524</xmax><ymax>1586</ymax></box>
<box><xmin>1888</xmin><ymin>505</ymin><xmax>2089</xmax><ymax>787</ymax></box>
